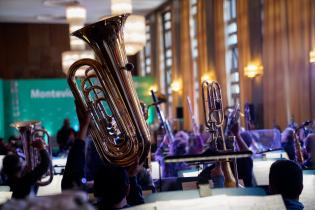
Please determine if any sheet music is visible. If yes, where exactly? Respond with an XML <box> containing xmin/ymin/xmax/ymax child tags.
<box><xmin>127</xmin><ymin>202</ymin><xmax>157</xmax><ymax>210</ymax></box>
<box><xmin>253</xmin><ymin>160</ymin><xmax>274</xmax><ymax>185</ymax></box>
<box><xmin>226</xmin><ymin>195</ymin><xmax>286</xmax><ymax>210</ymax></box>
<box><xmin>132</xmin><ymin>195</ymin><xmax>286</xmax><ymax>210</ymax></box>
<box><xmin>300</xmin><ymin>175</ymin><xmax>315</xmax><ymax>210</ymax></box>
<box><xmin>156</xmin><ymin>195</ymin><xmax>229</xmax><ymax>210</ymax></box>
<box><xmin>37</xmin><ymin>175</ymin><xmax>62</xmax><ymax>196</ymax></box>
<box><xmin>0</xmin><ymin>192</ymin><xmax>12</xmax><ymax>204</ymax></box>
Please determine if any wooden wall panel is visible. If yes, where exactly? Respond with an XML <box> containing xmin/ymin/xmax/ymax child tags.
<box><xmin>0</xmin><ymin>23</ymin><xmax>70</xmax><ymax>79</ymax></box>
<box><xmin>0</xmin><ymin>23</ymin><xmax>139</xmax><ymax>79</ymax></box>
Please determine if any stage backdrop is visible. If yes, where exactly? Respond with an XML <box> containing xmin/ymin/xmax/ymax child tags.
<box><xmin>0</xmin><ymin>80</ymin><xmax>4</xmax><ymax>138</ymax></box>
<box><xmin>2</xmin><ymin>77</ymin><xmax>155</xmax><ymax>140</ymax></box>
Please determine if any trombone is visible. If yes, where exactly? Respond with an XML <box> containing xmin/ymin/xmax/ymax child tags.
<box><xmin>201</xmin><ymin>80</ymin><xmax>238</xmax><ymax>187</ymax></box>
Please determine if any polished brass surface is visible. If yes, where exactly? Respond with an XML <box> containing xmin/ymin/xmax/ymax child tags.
<box><xmin>11</xmin><ymin>120</ymin><xmax>53</xmax><ymax>186</ymax></box>
<box><xmin>201</xmin><ymin>81</ymin><xmax>236</xmax><ymax>188</ymax></box>
<box><xmin>67</xmin><ymin>14</ymin><xmax>150</xmax><ymax>167</ymax></box>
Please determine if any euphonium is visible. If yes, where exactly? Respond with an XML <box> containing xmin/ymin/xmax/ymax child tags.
<box><xmin>11</xmin><ymin>120</ymin><xmax>53</xmax><ymax>186</ymax></box>
<box><xmin>67</xmin><ymin>14</ymin><xmax>151</xmax><ymax>167</ymax></box>
<box><xmin>201</xmin><ymin>80</ymin><xmax>236</xmax><ymax>188</ymax></box>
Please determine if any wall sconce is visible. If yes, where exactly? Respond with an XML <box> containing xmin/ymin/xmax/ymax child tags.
<box><xmin>148</xmin><ymin>85</ymin><xmax>158</xmax><ymax>95</ymax></box>
<box><xmin>244</xmin><ymin>64</ymin><xmax>263</xmax><ymax>78</ymax></box>
<box><xmin>201</xmin><ymin>72</ymin><xmax>215</xmax><ymax>82</ymax></box>
<box><xmin>171</xmin><ymin>80</ymin><xmax>182</xmax><ymax>92</ymax></box>
<box><xmin>310</xmin><ymin>49</ymin><xmax>315</xmax><ymax>63</ymax></box>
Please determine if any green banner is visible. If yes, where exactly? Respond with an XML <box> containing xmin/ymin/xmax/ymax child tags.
<box><xmin>3</xmin><ymin>79</ymin><xmax>77</xmax><ymax>139</ymax></box>
<box><xmin>2</xmin><ymin>77</ymin><xmax>155</xmax><ymax>139</ymax></box>
<box><xmin>0</xmin><ymin>80</ymin><xmax>4</xmax><ymax>138</ymax></box>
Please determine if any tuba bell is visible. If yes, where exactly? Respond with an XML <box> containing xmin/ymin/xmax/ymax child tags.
<box><xmin>67</xmin><ymin>14</ymin><xmax>151</xmax><ymax>167</ymax></box>
<box><xmin>11</xmin><ymin>120</ymin><xmax>54</xmax><ymax>186</ymax></box>
<box><xmin>201</xmin><ymin>80</ymin><xmax>237</xmax><ymax>188</ymax></box>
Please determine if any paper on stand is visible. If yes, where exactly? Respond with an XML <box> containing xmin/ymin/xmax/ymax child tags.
<box><xmin>300</xmin><ymin>175</ymin><xmax>315</xmax><ymax>210</ymax></box>
<box><xmin>129</xmin><ymin>195</ymin><xmax>286</xmax><ymax>210</ymax></box>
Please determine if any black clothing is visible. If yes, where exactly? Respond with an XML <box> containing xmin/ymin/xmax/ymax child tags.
<box><xmin>61</xmin><ymin>139</ymin><xmax>86</xmax><ymax>190</ymax></box>
<box><xmin>61</xmin><ymin>138</ymin><xmax>144</xmax><ymax>206</ymax></box>
<box><xmin>57</xmin><ymin>126</ymin><xmax>75</xmax><ymax>151</ymax></box>
<box><xmin>128</xmin><ymin>176</ymin><xmax>144</xmax><ymax>205</ymax></box>
<box><xmin>237</xmin><ymin>157</ymin><xmax>254</xmax><ymax>187</ymax></box>
<box><xmin>8</xmin><ymin>150</ymin><xmax>50</xmax><ymax>199</ymax></box>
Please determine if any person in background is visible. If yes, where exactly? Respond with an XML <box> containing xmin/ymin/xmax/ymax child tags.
<box><xmin>1</xmin><ymin>138</ymin><xmax>50</xmax><ymax>199</ymax></box>
<box><xmin>57</xmin><ymin>118</ymin><xmax>76</xmax><ymax>155</ymax></box>
<box><xmin>269</xmin><ymin>160</ymin><xmax>304</xmax><ymax>210</ymax></box>
<box><xmin>6</xmin><ymin>136</ymin><xmax>21</xmax><ymax>154</ymax></box>
<box><xmin>0</xmin><ymin>138</ymin><xmax>8</xmax><ymax>155</ymax></box>
<box><xmin>155</xmin><ymin>134</ymin><xmax>191</xmax><ymax>178</ymax></box>
<box><xmin>62</xmin><ymin>101</ymin><xmax>144</xmax><ymax>209</ymax></box>
<box><xmin>187</xmin><ymin>135</ymin><xmax>203</xmax><ymax>155</ymax></box>
<box><xmin>281</xmin><ymin>127</ymin><xmax>296</xmax><ymax>161</ymax></box>
<box><xmin>175</xmin><ymin>131</ymin><xmax>189</xmax><ymax>144</ymax></box>
<box><xmin>303</xmin><ymin>133</ymin><xmax>315</xmax><ymax>169</ymax></box>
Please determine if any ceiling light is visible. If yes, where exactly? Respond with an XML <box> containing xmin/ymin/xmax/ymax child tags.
<box><xmin>66</xmin><ymin>5</ymin><xmax>86</xmax><ymax>24</ymax></box>
<box><xmin>62</xmin><ymin>50</ymin><xmax>95</xmax><ymax>76</ymax></box>
<box><xmin>124</xmin><ymin>15</ymin><xmax>146</xmax><ymax>55</ymax></box>
<box><xmin>110</xmin><ymin>0</ymin><xmax>146</xmax><ymax>55</ymax></box>
<box><xmin>111</xmin><ymin>0</ymin><xmax>132</xmax><ymax>15</ymax></box>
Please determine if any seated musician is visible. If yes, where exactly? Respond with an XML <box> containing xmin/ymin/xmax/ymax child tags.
<box><xmin>1</xmin><ymin>138</ymin><xmax>50</xmax><ymax>199</ymax></box>
<box><xmin>281</xmin><ymin>127</ymin><xmax>296</xmax><ymax>160</ymax></box>
<box><xmin>61</xmin><ymin>101</ymin><xmax>144</xmax><ymax>208</ymax></box>
<box><xmin>303</xmin><ymin>133</ymin><xmax>315</xmax><ymax>169</ymax></box>
<box><xmin>232</xmin><ymin>123</ymin><xmax>254</xmax><ymax>187</ymax></box>
<box><xmin>85</xmin><ymin>135</ymin><xmax>155</xmax><ymax>192</ymax></box>
<box><xmin>155</xmin><ymin>136</ymin><xmax>191</xmax><ymax>177</ymax></box>
<box><xmin>269</xmin><ymin>160</ymin><xmax>304</xmax><ymax>210</ymax></box>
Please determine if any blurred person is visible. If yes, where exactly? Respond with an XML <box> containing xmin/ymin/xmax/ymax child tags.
<box><xmin>187</xmin><ymin>135</ymin><xmax>203</xmax><ymax>155</ymax></box>
<box><xmin>6</xmin><ymin>135</ymin><xmax>21</xmax><ymax>154</ymax></box>
<box><xmin>230</xmin><ymin>122</ymin><xmax>254</xmax><ymax>187</ymax></box>
<box><xmin>175</xmin><ymin>131</ymin><xmax>189</xmax><ymax>144</ymax></box>
<box><xmin>155</xmin><ymin>134</ymin><xmax>191</xmax><ymax>177</ymax></box>
<box><xmin>303</xmin><ymin>133</ymin><xmax>315</xmax><ymax>169</ymax></box>
<box><xmin>57</xmin><ymin>118</ymin><xmax>76</xmax><ymax>154</ymax></box>
<box><xmin>1</xmin><ymin>138</ymin><xmax>50</xmax><ymax>199</ymax></box>
<box><xmin>281</xmin><ymin>127</ymin><xmax>296</xmax><ymax>160</ymax></box>
<box><xmin>62</xmin><ymin>101</ymin><xmax>144</xmax><ymax>208</ymax></box>
<box><xmin>0</xmin><ymin>138</ymin><xmax>8</xmax><ymax>155</ymax></box>
<box><xmin>84</xmin><ymin>135</ymin><xmax>155</xmax><ymax>192</ymax></box>
<box><xmin>269</xmin><ymin>160</ymin><xmax>304</xmax><ymax>210</ymax></box>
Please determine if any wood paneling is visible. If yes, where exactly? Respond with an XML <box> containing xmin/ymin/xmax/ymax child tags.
<box><xmin>0</xmin><ymin>23</ymin><xmax>140</xmax><ymax>79</ymax></box>
<box><xmin>0</xmin><ymin>23</ymin><xmax>70</xmax><ymax>79</ymax></box>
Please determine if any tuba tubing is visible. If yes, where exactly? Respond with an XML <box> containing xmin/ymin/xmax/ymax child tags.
<box><xmin>67</xmin><ymin>14</ymin><xmax>151</xmax><ymax>167</ymax></box>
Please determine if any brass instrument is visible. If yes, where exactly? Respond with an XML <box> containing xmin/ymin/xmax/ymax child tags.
<box><xmin>67</xmin><ymin>14</ymin><xmax>151</xmax><ymax>167</ymax></box>
<box><xmin>186</xmin><ymin>96</ymin><xmax>200</xmax><ymax>136</ymax></box>
<box><xmin>11</xmin><ymin>120</ymin><xmax>53</xmax><ymax>186</ymax></box>
<box><xmin>201</xmin><ymin>81</ymin><xmax>237</xmax><ymax>188</ymax></box>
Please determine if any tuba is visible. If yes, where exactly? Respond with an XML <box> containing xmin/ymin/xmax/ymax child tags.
<box><xmin>201</xmin><ymin>81</ymin><xmax>237</xmax><ymax>188</ymax></box>
<box><xmin>11</xmin><ymin>120</ymin><xmax>54</xmax><ymax>186</ymax></box>
<box><xmin>67</xmin><ymin>14</ymin><xmax>151</xmax><ymax>167</ymax></box>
